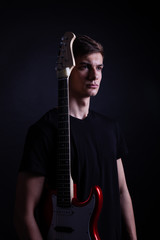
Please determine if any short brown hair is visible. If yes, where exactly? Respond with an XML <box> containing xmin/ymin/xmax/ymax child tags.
<box><xmin>73</xmin><ymin>35</ymin><xmax>104</xmax><ymax>59</ymax></box>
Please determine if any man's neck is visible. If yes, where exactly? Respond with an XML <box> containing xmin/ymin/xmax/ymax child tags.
<box><xmin>69</xmin><ymin>96</ymin><xmax>90</xmax><ymax>120</ymax></box>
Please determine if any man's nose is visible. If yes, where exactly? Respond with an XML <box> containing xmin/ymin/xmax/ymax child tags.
<box><xmin>88</xmin><ymin>68</ymin><xmax>98</xmax><ymax>81</ymax></box>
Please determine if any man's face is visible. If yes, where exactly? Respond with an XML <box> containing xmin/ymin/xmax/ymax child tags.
<box><xmin>69</xmin><ymin>53</ymin><xmax>103</xmax><ymax>99</ymax></box>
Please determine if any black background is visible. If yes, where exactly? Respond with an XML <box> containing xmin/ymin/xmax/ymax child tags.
<box><xmin>0</xmin><ymin>2</ymin><xmax>159</xmax><ymax>240</ymax></box>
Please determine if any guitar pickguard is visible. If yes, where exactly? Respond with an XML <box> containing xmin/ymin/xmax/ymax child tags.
<box><xmin>47</xmin><ymin>193</ymin><xmax>95</xmax><ymax>240</ymax></box>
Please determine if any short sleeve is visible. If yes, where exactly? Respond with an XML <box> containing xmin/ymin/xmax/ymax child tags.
<box><xmin>19</xmin><ymin>124</ymin><xmax>53</xmax><ymax>176</ymax></box>
<box><xmin>115</xmin><ymin>121</ymin><xmax>128</xmax><ymax>160</ymax></box>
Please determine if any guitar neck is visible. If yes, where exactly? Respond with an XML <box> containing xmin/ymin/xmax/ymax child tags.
<box><xmin>57</xmin><ymin>76</ymin><xmax>73</xmax><ymax>208</ymax></box>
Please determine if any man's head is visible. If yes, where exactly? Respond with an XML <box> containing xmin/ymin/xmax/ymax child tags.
<box><xmin>73</xmin><ymin>35</ymin><xmax>104</xmax><ymax>60</ymax></box>
<box><xmin>69</xmin><ymin>35</ymin><xmax>104</xmax><ymax>99</ymax></box>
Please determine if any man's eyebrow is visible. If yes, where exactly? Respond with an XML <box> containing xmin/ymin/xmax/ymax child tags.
<box><xmin>97</xmin><ymin>64</ymin><xmax>104</xmax><ymax>67</ymax></box>
<box><xmin>79</xmin><ymin>61</ymin><xmax>90</xmax><ymax>65</ymax></box>
<box><xmin>78</xmin><ymin>62</ymin><xmax>104</xmax><ymax>66</ymax></box>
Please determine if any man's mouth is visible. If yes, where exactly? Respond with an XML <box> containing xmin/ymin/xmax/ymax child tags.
<box><xmin>86</xmin><ymin>83</ymin><xmax>99</xmax><ymax>89</ymax></box>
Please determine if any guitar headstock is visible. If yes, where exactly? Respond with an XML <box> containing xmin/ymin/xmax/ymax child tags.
<box><xmin>56</xmin><ymin>32</ymin><xmax>76</xmax><ymax>79</ymax></box>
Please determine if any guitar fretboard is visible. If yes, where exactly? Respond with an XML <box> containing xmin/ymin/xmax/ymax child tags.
<box><xmin>57</xmin><ymin>77</ymin><xmax>72</xmax><ymax>208</ymax></box>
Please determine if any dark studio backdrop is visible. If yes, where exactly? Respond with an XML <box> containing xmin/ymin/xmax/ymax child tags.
<box><xmin>0</xmin><ymin>2</ymin><xmax>159</xmax><ymax>240</ymax></box>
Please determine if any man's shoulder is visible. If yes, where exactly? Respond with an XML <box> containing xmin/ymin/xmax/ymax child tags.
<box><xmin>39</xmin><ymin>108</ymin><xmax>58</xmax><ymax>122</ymax></box>
<box><xmin>29</xmin><ymin>108</ymin><xmax>58</xmax><ymax>134</ymax></box>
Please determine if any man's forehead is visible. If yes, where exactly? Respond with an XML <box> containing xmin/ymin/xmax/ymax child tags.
<box><xmin>76</xmin><ymin>53</ymin><xmax>103</xmax><ymax>65</ymax></box>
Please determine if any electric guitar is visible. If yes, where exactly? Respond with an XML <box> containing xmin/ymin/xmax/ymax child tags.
<box><xmin>42</xmin><ymin>32</ymin><xmax>103</xmax><ymax>240</ymax></box>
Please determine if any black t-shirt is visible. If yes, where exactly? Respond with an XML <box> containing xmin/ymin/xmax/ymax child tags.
<box><xmin>20</xmin><ymin>108</ymin><xmax>128</xmax><ymax>240</ymax></box>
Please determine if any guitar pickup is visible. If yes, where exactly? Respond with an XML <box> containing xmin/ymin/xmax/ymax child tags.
<box><xmin>54</xmin><ymin>226</ymin><xmax>74</xmax><ymax>233</ymax></box>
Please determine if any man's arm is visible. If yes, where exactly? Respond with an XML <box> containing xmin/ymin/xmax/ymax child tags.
<box><xmin>117</xmin><ymin>158</ymin><xmax>137</xmax><ymax>240</ymax></box>
<box><xmin>14</xmin><ymin>172</ymin><xmax>45</xmax><ymax>240</ymax></box>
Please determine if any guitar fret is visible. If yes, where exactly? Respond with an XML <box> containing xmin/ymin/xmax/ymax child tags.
<box><xmin>58</xmin><ymin>148</ymin><xmax>69</xmax><ymax>153</ymax></box>
<box><xmin>58</xmin><ymin>125</ymin><xmax>69</xmax><ymax>130</ymax></box>
<box><xmin>58</xmin><ymin>151</ymin><xmax>69</xmax><ymax>155</ymax></box>
<box><xmin>58</xmin><ymin>128</ymin><xmax>69</xmax><ymax>131</ymax></box>
<box><xmin>57</xmin><ymin>164</ymin><xmax>70</xmax><ymax>168</ymax></box>
<box><xmin>58</xmin><ymin>78</ymin><xmax>68</xmax><ymax>86</ymax></box>
<box><xmin>58</xmin><ymin>105</ymin><xmax>68</xmax><ymax>109</ymax></box>
<box><xmin>58</xmin><ymin>90</ymin><xmax>68</xmax><ymax>98</ymax></box>
<box><xmin>57</xmin><ymin>163</ymin><xmax>69</xmax><ymax>167</ymax></box>
<box><xmin>57</xmin><ymin>154</ymin><xmax>69</xmax><ymax>158</ymax></box>
<box><xmin>58</xmin><ymin>95</ymin><xmax>68</xmax><ymax>99</ymax></box>
<box><xmin>57</xmin><ymin>178</ymin><xmax>70</xmax><ymax>184</ymax></box>
<box><xmin>58</xmin><ymin>154</ymin><xmax>69</xmax><ymax>157</ymax></box>
<box><xmin>57</xmin><ymin>192</ymin><xmax>70</xmax><ymax>196</ymax></box>
<box><xmin>57</xmin><ymin>167</ymin><xmax>69</xmax><ymax>171</ymax></box>
<box><xmin>58</xmin><ymin>98</ymin><xmax>68</xmax><ymax>106</ymax></box>
<box><xmin>58</xmin><ymin>107</ymin><xmax>68</xmax><ymax>115</ymax></box>
<box><xmin>58</xmin><ymin>131</ymin><xmax>69</xmax><ymax>135</ymax></box>
<box><xmin>59</xmin><ymin>141</ymin><xmax>69</xmax><ymax>144</ymax></box>
<box><xmin>58</xmin><ymin>135</ymin><xmax>69</xmax><ymax>141</ymax></box>
<box><xmin>58</xmin><ymin>115</ymin><xmax>68</xmax><ymax>122</ymax></box>
<box><xmin>57</xmin><ymin>173</ymin><xmax>70</xmax><ymax>178</ymax></box>
<box><xmin>58</xmin><ymin>195</ymin><xmax>71</xmax><ymax>198</ymax></box>
<box><xmin>57</xmin><ymin>183</ymin><xmax>70</xmax><ymax>187</ymax></box>
<box><xmin>57</xmin><ymin>175</ymin><xmax>70</xmax><ymax>179</ymax></box>
<box><xmin>58</xmin><ymin>147</ymin><xmax>69</xmax><ymax>151</ymax></box>
<box><xmin>57</xmin><ymin>166</ymin><xmax>70</xmax><ymax>171</ymax></box>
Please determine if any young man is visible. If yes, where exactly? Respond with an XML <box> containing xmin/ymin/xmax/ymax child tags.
<box><xmin>14</xmin><ymin>35</ymin><xmax>137</xmax><ymax>240</ymax></box>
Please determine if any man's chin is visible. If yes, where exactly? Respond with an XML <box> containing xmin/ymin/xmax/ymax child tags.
<box><xmin>88</xmin><ymin>89</ymin><xmax>99</xmax><ymax>97</ymax></box>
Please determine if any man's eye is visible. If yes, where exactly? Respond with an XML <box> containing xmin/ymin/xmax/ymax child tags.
<box><xmin>97</xmin><ymin>66</ymin><xmax>103</xmax><ymax>71</ymax></box>
<box><xmin>79</xmin><ymin>65</ymin><xmax>87</xmax><ymax>70</ymax></box>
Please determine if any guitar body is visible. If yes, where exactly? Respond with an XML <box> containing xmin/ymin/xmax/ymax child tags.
<box><xmin>42</xmin><ymin>185</ymin><xmax>103</xmax><ymax>240</ymax></box>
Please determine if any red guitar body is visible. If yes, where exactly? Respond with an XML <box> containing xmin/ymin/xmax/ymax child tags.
<box><xmin>41</xmin><ymin>184</ymin><xmax>103</xmax><ymax>240</ymax></box>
